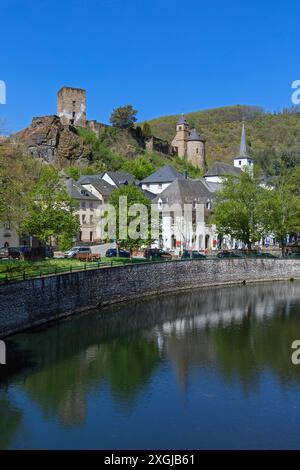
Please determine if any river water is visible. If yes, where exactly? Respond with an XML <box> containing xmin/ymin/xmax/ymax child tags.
<box><xmin>1</xmin><ymin>281</ymin><xmax>300</xmax><ymax>449</ymax></box>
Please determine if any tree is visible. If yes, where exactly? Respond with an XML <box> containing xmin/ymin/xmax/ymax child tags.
<box><xmin>121</xmin><ymin>156</ymin><xmax>154</xmax><ymax>180</ymax></box>
<box><xmin>20</xmin><ymin>166</ymin><xmax>80</xmax><ymax>245</ymax></box>
<box><xmin>213</xmin><ymin>170</ymin><xmax>269</xmax><ymax>250</ymax></box>
<box><xmin>106</xmin><ymin>183</ymin><xmax>156</xmax><ymax>254</ymax></box>
<box><xmin>109</xmin><ymin>105</ymin><xmax>138</xmax><ymax>129</ymax></box>
<box><xmin>142</xmin><ymin>122</ymin><xmax>152</xmax><ymax>139</ymax></box>
<box><xmin>262</xmin><ymin>166</ymin><xmax>300</xmax><ymax>254</ymax></box>
<box><xmin>0</xmin><ymin>140</ymin><xmax>38</xmax><ymax>228</ymax></box>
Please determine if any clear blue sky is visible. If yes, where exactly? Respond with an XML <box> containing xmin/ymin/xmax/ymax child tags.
<box><xmin>0</xmin><ymin>0</ymin><xmax>298</xmax><ymax>133</ymax></box>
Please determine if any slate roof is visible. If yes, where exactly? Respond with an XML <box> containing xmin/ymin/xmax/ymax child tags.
<box><xmin>140</xmin><ymin>165</ymin><xmax>184</xmax><ymax>184</ymax></box>
<box><xmin>205</xmin><ymin>162</ymin><xmax>242</xmax><ymax>177</ymax></box>
<box><xmin>101</xmin><ymin>171</ymin><xmax>138</xmax><ymax>187</ymax></box>
<box><xmin>233</xmin><ymin>123</ymin><xmax>254</xmax><ymax>161</ymax></box>
<box><xmin>187</xmin><ymin>128</ymin><xmax>205</xmax><ymax>142</ymax></box>
<box><xmin>177</xmin><ymin>115</ymin><xmax>188</xmax><ymax>125</ymax></box>
<box><xmin>64</xmin><ymin>178</ymin><xmax>100</xmax><ymax>201</ymax></box>
<box><xmin>153</xmin><ymin>178</ymin><xmax>213</xmax><ymax>206</ymax></box>
<box><xmin>78</xmin><ymin>175</ymin><xmax>114</xmax><ymax>196</ymax></box>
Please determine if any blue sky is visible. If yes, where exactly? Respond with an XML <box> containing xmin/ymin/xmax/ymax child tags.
<box><xmin>0</xmin><ymin>0</ymin><xmax>298</xmax><ymax>133</ymax></box>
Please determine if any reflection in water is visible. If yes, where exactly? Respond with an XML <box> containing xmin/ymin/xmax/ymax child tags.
<box><xmin>1</xmin><ymin>282</ymin><xmax>300</xmax><ymax>449</ymax></box>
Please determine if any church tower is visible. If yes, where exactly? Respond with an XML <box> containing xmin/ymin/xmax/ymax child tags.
<box><xmin>171</xmin><ymin>115</ymin><xmax>190</xmax><ymax>157</ymax></box>
<box><xmin>233</xmin><ymin>123</ymin><xmax>254</xmax><ymax>172</ymax></box>
<box><xmin>186</xmin><ymin>129</ymin><xmax>206</xmax><ymax>170</ymax></box>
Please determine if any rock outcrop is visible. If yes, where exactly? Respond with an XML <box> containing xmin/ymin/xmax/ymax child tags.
<box><xmin>14</xmin><ymin>115</ymin><xmax>92</xmax><ymax>167</ymax></box>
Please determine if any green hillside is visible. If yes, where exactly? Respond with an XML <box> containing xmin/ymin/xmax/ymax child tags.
<box><xmin>141</xmin><ymin>105</ymin><xmax>300</xmax><ymax>172</ymax></box>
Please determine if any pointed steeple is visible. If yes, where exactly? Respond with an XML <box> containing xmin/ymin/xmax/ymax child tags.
<box><xmin>239</xmin><ymin>122</ymin><xmax>248</xmax><ymax>157</ymax></box>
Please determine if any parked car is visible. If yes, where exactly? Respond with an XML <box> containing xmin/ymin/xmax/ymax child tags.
<box><xmin>144</xmin><ymin>248</ymin><xmax>172</xmax><ymax>260</ymax></box>
<box><xmin>64</xmin><ymin>246</ymin><xmax>82</xmax><ymax>258</ymax></box>
<box><xmin>0</xmin><ymin>246</ymin><xmax>22</xmax><ymax>260</ymax></box>
<box><xmin>181</xmin><ymin>249</ymin><xmax>191</xmax><ymax>259</ymax></box>
<box><xmin>217</xmin><ymin>250</ymin><xmax>243</xmax><ymax>259</ymax></box>
<box><xmin>105</xmin><ymin>248</ymin><xmax>130</xmax><ymax>258</ymax></box>
<box><xmin>76</xmin><ymin>247</ymin><xmax>101</xmax><ymax>262</ymax></box>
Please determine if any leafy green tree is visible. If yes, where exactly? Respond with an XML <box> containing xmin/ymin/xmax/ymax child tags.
<box><xmin>213</xmin><ymin>170</ymin><xmax>269</xmax><ymax>250</ymax></box>
<box><xmin>109</xmin><ymin>105</ymin><xmax>138</xmax><ymax>129</ymax></box>
<box><xmin>20</xmin><ymin>166</ymin><xmax>80</xmax><ymax>245</ymax></box>
<box><xmin>142</xmin><ymin>122</ymin><xmax>152</xmax><ymax>139</ymax></box>
<box><xmin>262</xmin><ymin>166</ymin><xmax>300</xmax><ymax>253</ymax></box>
<box><xmin>107</xmin><ymin>183</ymin><xmax>156</xmax><ymax>253</ymax></box>
<box><xmin>121</xmin><ymin>156</ymin><xmax>154</xmax><ymax>180</ymax></box>
<box><xmin>66</xmin><ymin>167</ymin><xmax>81</xmax><ymax>181</ymax></box>
<box><xmin>0</xmin><ymin>141</ymin><xmax>39</xmax><ymax>227</ymax></box>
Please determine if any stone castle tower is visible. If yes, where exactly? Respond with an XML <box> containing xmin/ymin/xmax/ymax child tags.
<box><xmin>57</xmin><ymin>87</ymin><xmax>86</xmax><ymax>127</ymax></box>
<box><xmin>171</xmin><ymin>116</ymin><xmax>206</xmax><ymax>169</ymax></box>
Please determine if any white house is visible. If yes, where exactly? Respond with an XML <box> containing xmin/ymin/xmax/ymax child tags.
<box><xmin>153</xmin><ymin>177</ymin><xmax>218</xmax><ymax>252</ymax></box>
<box><xmin>140</xmin><ymin>165</ymin><xmax>184</xmax><ymax>195</ymax></box>
<box><xmin>65</xmin><ymin>178</ymin><xmax>103</xmax><ymax>243</ymax></box>
<box><xmin>0</xmin><ymin>222</ymin><xmax>19</xmax><ymax>248</ymax></box>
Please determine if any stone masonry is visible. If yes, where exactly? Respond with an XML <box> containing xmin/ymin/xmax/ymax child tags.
<box><xmin>0</xmin><ymin>258</ymin><xmax>300</xmax><ymax>338</ymax></box>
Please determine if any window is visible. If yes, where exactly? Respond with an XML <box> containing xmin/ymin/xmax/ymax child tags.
<box><xmin>239</xmin><ymin>160</ymin><xmax>241</xmax><ymax>166</ymax></box>
<box><xmin>196</xmin><ymin>148</ymin><xmax>199</xmax><ymax>153</ymax></box>
<box><xmin>89</xmin><ymin>202</ymin><xmax>94</xmax><ymax>210</ymax></box>
<box><xmin>90</xmin><ymin>231</ymin><xmax>93</xmax><ymax>242</ymax></box>
<box><xmin>4</xmin><ymin>221</ymin><xmax>11</xmax><ymax>230</ymax></box>
<box><xmin>79</xmin><ymin>231</ymin><xmax>82</xmax><ymax>241</ymax></box>
<box><xmin>81</xmin><ymin>202</ymin><xmax>86</xmax><ymax>210</ymax></box>
<box><xmin>158</xmin><ymin>183</ymin><xmax>162</xmax><ymax>189</ymax></box>
<box><xmin>89</xmin><ymin>215</ymin><xmax>94</xmax><ymax>224</ymax></box>
<box><xmin>82</xmin><ymin>214</ymin><xmax>86</xmax><ymax>224</ymax></box>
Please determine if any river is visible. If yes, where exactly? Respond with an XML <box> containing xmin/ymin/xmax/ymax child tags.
<box><xmin>1</xmin><ymin>281</ymin><xmax>300</xmax><ymax>449</ymax></box>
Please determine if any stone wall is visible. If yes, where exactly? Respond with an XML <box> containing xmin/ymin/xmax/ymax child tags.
<box><xmin>57</xmin><ymin>87</ymin><xmax>86</xmax><ymax>127</ymax></box>
<box><xmin>1</xmin><ymin>258</ymin><xmax>300</xmax><ymax>338</ymax></box>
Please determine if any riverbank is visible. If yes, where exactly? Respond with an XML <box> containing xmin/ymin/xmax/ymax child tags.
<box><xmin>1</xmin><ymin>258</ymin><xmax>300</xmax><ymax>338</ymax></box>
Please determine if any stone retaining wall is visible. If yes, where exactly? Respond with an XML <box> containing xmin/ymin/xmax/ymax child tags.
<box><xmin>1</xmin><ymin>258</ymin><xmax>300</xmax><ymax>338</ymax></box>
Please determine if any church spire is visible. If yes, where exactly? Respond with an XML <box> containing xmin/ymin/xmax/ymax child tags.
<box><xmin>239</xmin><ymin>122</ymin><xmax>248</xmax><ymax>157</ymax></box>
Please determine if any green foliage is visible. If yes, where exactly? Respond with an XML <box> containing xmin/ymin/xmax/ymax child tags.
<box><xmin>262</xmin><ymin>166</ymin><xmax>300</xmax><ymax>251</ymax></box>
<box><xmin>77</xmin><ymin>128</ymin><xmax>125</xmax><ymax>171</ymax></box>
<box><xmin>109</xmin><ymin>105</ymin><xmax>138</xmax><ymax>129</ymax></box>
<box><xmin>20</xmin><ymin>166</ymin><xmax>80</xmax><ymax>244</ymax></box>
<box><xmin>66</xmin><ymin>166</ymin><xmax>81</xmax><ymax>181</ymax></box>
<box><xmin>0</xmin><ymin>141</ymin><xmax>39</xmax><ymax>227</ymax></box>
<box><xmin>213</xmin><ymin>170</ymin><xmax>270</xmax><ymax>249</ymax></box>
<box><xmin>107</xmin><ymin>183</ymin><xmax>155</xmax><ymax>252</ymax></box>
<box><xmin>121</xmin><ymin>156</ymin><xmax>155</xmax><ymax>180</ymax></box>
<box><xmin>141</xmin><ymin>105</ymin><xmax>300</xmax><ymax>171</ymax></box>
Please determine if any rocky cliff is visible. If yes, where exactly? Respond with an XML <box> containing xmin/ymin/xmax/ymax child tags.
<box><xmin>14</xmin><ymin>115</ymin><xmax>92</xmax><ymax>167</ymax></box>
